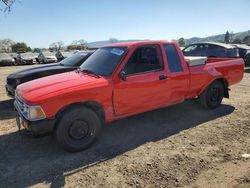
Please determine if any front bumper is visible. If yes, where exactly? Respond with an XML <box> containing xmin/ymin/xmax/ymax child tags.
<box><xmin>46</xmin><ymin>59</ymin><xmax>57</xmax><ymax>63</ymax></box>
<box><xmin>5</xmin><ymin>84</ymin><xmax>16</xmax><ymax>98</ymax></box>
<box><xmin>14</xmin><ymin>101</ymin><xmax>55</xmax><ymax>134</ymax></box>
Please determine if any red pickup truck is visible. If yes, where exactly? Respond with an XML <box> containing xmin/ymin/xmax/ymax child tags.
<box><xmin>14</xmin><ymin>41</ymin><xmax>244</xmax><ymax>152</ymax></box>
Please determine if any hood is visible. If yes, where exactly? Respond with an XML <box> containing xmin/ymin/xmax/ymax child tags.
<box><xmin>0</xmin><ymin>57</ymin><xmax>13</xmax><ymax>61</ymax></box>
<box><xmin>22</xmin><ymin>57</ymin><xmax>35</xmax><ymax>61</ymax></box>
<box><xmin>46</xmin><ymin>56</ymin><xmax>57</xmax><ymax>59</ymax></box>
<box><xmin>16</xmin><ymin>71</ymin><xmax>109</xmax><ymax>103</ymax></box>
<box><xmin>7</xmin><ymin>64</ymin><xmax>62</xmax><ymax>79</ymax></box>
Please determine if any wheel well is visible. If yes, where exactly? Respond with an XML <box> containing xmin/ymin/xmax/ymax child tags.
<box><xmin>55</xmin><ymin>101</ymin><xmax>105</xmax><ymax>129</ymax></box>
<box><xmin>216</xmin><ymin>78</ymin><xmax>229</xmax><ymax>98</ymax></box>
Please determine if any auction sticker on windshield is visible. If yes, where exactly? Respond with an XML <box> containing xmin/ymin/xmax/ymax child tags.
<box><xmin>110</xmin><ymin>48</ymin><xmax>125</xmax><ymax>56</ymax></box>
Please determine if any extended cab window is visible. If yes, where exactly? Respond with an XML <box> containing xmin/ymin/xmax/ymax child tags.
<box><xmin>164</xmin><ymin>44</ymin><xmax>183</xmax><ymax>73</ymax></box>
<box><xmin>123</xmin><ymin>45</ymin><xmax>163</xmax><ymax>75</ymax></box>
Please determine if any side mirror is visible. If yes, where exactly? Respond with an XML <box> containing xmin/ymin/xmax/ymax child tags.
<box><xmin>119</xmin><ymin>70</ymin><xmax>127</xmax><ymax>81</ymax></box>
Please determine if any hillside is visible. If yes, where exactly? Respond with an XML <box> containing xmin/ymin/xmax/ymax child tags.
<box><xmin>86</xmin><ymin>30</ymin><xmax>250</xmax><ymax>48</ymax></box>
<box><xmin>186</xmin><ymin>30</ymin><xmax>250</xmax><ymax>44</ymax></box>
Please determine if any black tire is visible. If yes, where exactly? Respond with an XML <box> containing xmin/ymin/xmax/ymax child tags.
<box><xmin>199</xmin><ymin>80</ymin><xmax>224</xmax><ymax>109</ymax></box>
<box><xmin>55</xmin><ymin>106</ymin><xmax>101</xmax><ymax>152</ymax></box>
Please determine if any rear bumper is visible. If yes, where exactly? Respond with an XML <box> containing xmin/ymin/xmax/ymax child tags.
<box><xmin>5</xmin><ymin>84</ymin><xmax>16</xmax><ymax>98</ymax></box>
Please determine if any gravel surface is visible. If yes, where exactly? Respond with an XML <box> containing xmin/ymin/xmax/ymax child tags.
<box><xmin>0</xmin><ymin>65</ymin><xmax>249</xmax><ymax>188</ymax></box>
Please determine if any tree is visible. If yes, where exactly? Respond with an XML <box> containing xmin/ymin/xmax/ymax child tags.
<box><xmin>67</xmin><ymin>45</ymin><xmax>85</xmax><ymax>51</ymax></box>
<box><xmin>224</xmin><ymin>31</ymin><xmax>230</xmax><ymax>44</ymax></box>
<box><xmin>243</xmin><ymin>36</ymin><xmax>250</xmax><ymax>44</ymax></box>
<box><xmin>56</xmin><ymin>41</ymin><xmax>64</xmax><ymax>50</ymax></box>
<box><xmin>0</xmin><ymin>0</ymin><xmax>16</xmax><ymax>13</ymax></box>
<box><xmin>11</xmin><ymin>42</ymin><xmax>32</xmax><ymax>52</ymax></box>
<box><xmin>49</xmin><ymin>41</ymin><xmax>64</xmax><ymax>51</ymax></box>
<box><xmin>78</xmin><ymin>39</ymin><xmax>87</xmax><ymax>49</ymax></box>
<box><xmin>0</xmin><ymin>38</ymin><xmax>15</xmax><ymax>52</ymax></box>
<box><xmin>232</xmin><ymin>38</ymin><xmax>242</xmax><ymax>44</ymax></box>
<box><xmin>178</xmin><ymin>38</ymin><xmax>185</xmax><ymax>47</ymax></box>
<box><xmin>49</xmin><ymin>43</ymin><xmax>58</xmax><ymax>51</ymax></box>
<box><xmin>109</xmin><ymin>38</ymin><xmax>118</xmax><ymax>43</ymax></box>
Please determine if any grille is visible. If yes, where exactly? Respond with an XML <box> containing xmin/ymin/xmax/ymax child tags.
<box><xmin>15</xmin><ymin>96</ymin><xmax>29</xmax><ymax>119</ymax></box>
<box><xmin>7</xmin><ymin>78</ymin><xmax>16</xmax><ymax>85</ymax></box>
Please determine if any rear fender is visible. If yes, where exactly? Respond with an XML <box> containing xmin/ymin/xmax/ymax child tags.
<box><xmin>198</xmin><ymin>68</ymin><xmax>229</xmax><ymax>98</ymax></box>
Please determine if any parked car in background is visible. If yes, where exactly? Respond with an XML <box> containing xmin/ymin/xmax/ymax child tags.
<box><xmin>6</xmin><ymin>51</ymin><xmax>93</xmax><ymax>97</ymax></box>
<box><xmin>9</xmin><ymin>52</ymin><xmax>18</xmax><ymax>60</ymax></box>
<box><xmin>16</xmin><ymin>52</ymin><xmax>37</xmax><ymax>65</ymax></box>
<box><xmin>55</xmin><ymin>51</ymin><xmax>74</xmax><ymax>62</ymax></box>
<box><xmin>0</xmin><ymin>53</ymin><xmax>15</xmax><ymax>66</ymax></box>
<box><xmin>232</xmin><ymin>44</ymin><xmax>250</xmax><ymax>66</ymax></box>
<box><xmin>38</xmin><ymin>51</ymin><xmax>57</xmax><ymax>64</ymax></box>
<box><xmin>182</xmin><ymin>42</ymin><xmax>239</xmax><ymax>58</ymax></box>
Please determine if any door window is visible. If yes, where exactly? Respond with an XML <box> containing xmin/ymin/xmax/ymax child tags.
<box><xmin>123</xmin><ymin>45</ymin><xmax>164</xmax><ymax>75</ymax></box>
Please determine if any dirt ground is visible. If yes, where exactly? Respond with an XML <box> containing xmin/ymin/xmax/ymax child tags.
<box><xmin>0</xmin><ymin>65</ymin><xmax>249</xmax><ymax>188</ymax></box>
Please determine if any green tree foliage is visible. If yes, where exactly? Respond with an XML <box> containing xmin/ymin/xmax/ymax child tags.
<box><xmin>0</xmin><ymin>38</ymin><xmax>15</xmax><ymax>52</ymax></box>
<box><xmin>224</xmin><ymin>31</ymin><xmax>230</xmax><ymax>44</ymax></box>
<box><xmin>0</xmin><ymin>0</ymin><xmax>16</xmax><ymax>13</ymax></box>
<box><xmin>243</xmin><ymin>35</ymin><xmax>250</xmax><ymax>44</ymax></box>
<box><xmin>67</xmin><ymin>45</ymin><xmax>85</xmax><ymax>51</ymax></box>
<box><xmin>11</xmin><ymin>42</ymin><xmax>32</xmax><ymax>52</ymax></box>
<box><xmin>109</xmin><ymin>38</ymin><xmax>118</xmax><ymax>43</ymax></box>
<box><xmin>178</xmin><ymin>38</ymin><xmax>186</xmax><ymax>47</ymax></box>
<box><xmin>232</xmin><ymin>38</ymin><xmax>242</xmax><ymax>44</ymax></box>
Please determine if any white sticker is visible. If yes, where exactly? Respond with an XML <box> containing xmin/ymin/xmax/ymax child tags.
<box><xmin>110</xmin><ymin>48</ymin><xmax>124</xmax><ymax>56</ymax></box>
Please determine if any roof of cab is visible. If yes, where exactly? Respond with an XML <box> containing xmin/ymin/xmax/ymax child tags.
<box><xmin>105</xmin><ymin>40</ymin><xmax>173</xmax><ymax>47</ymax></box>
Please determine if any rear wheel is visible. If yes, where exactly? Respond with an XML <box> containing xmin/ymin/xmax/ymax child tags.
<box><xmin>55</xmin><ymin>106</ymin><xmax>101</xmax><ymax>152</ymax></box>
<box><xmin>200</xmin><ymin>80</ymin><xmax>224</xmax><ymax>109</ymax></box>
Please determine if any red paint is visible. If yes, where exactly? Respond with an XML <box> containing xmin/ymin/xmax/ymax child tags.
<box><xmin>16</xmin><ymin>41</ymin><xmax>244</xmax><ymax>122</ymax></box>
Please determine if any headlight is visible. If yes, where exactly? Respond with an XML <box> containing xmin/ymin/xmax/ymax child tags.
<box><xmin>15</xmin><ymin>97</ymin><xmax>46</xmax><ymax>121</ymax></box>
<box><xmin>28</xmin><ymin>105</ymin><xmax>46</xmax><ymax>121</ymax></box>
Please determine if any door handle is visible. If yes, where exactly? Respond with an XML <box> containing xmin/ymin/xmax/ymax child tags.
<box><xmin>159</xmin><ymin>75</ymin><xmax>167</xmax><ymax>80</ymax></box>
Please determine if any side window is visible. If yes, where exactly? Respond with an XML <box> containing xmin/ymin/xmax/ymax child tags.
<box><xmin>208</xmin><ymin>45</ymin><xmax>224</xmax><ymax>51</ymax></box>
<box><xmin>123</xmin><ymin>45</ymin><xmax>163</xmax><ymax>75</ymax></box>
<box><xmin>164</xmin><ymin>44</ymin><xmax>183</xmax><ymax>73</ymax></box>
<box><xmin>183</xmin><ymin>45</ymin><xmax>198</xmax><ymax>53</ymax></box>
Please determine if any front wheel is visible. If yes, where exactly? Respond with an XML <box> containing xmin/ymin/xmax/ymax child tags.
<box><xmin>55</xmin><ymin>106</ymin><xmax>101</xmax><ymax>152</ymax></box>
<box><xmin>199</xmin><ymin>80</ymin><xmax>224</xmax><ymax>109</ymax></box>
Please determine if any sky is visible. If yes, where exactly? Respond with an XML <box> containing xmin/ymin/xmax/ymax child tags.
<box><xmin>0</xmin><ymin>0</ymin><xmax>249</xmax><ymax>48</ymax></box>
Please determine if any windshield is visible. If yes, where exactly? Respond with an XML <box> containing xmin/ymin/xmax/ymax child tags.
<box><xmin>21</xmin><ymin>52</ymin><xmax>35</xmax><ymax>58</ymax></box>
<box><xmin>61</xmin><ymin>52</ymin><xmax>74</xmax><ymax>57</ymax></box>
<box><xmin>0</xmin><ymin>53</ymin><xmax>11</xmax><ymax>59</ymax></box>
<box><xmin>43</xmin><ymin>52</ymin><xmax>54</xmax><ymax>56</ymax></box>
<box><xmin>80</xmin><ymin>47</ymin><xmax>127</xmax><ymax>76</ymax></box>
<box><xmin>60</xmin><ymin>52</ymin><xmax>89</xmax><ymax>66</ymax></box>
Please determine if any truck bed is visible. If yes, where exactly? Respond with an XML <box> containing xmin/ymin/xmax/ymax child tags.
<box><xmin>186</xmin><ymin>58</ymin><xmax>244</xmax><ymax>99</ymax></box>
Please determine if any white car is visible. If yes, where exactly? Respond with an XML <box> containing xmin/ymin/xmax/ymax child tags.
<box><xmin>38</xmin><ymin>51</ymin><xmax>57</xmax><ymax>64</ymax></box>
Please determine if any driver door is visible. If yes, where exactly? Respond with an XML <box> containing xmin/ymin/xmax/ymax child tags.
<box><xmin>113</xmin><ymin>44</ymin><xmax>171</xmax><ymax>115</ymax></box>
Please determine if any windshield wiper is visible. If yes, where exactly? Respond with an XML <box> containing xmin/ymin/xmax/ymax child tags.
<box><xmin>75</xmin><ymin>67</ymin><xmax>81</xmax><ymax>73</ymax></box>
<box><xmin>81</xmin><ymin>69</ymin><xmax>100</xmax><ymax>78</ymax></box>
